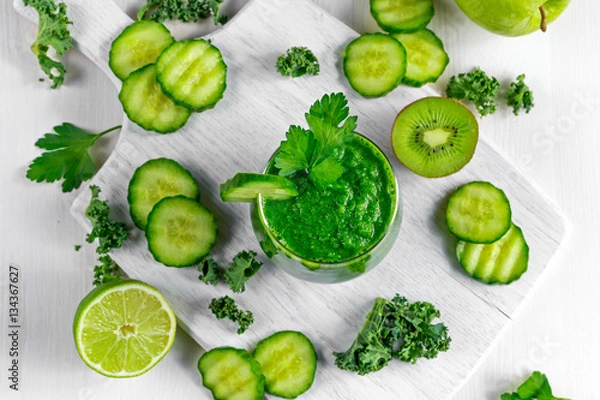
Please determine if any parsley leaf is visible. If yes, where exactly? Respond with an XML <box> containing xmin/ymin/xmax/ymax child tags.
<box><xmin>209</xmin><ymin>296</ymin><xmax>254</xmax><ymax>334</ymax></box>
<box><xmin>446</xmin><ymin>68</ymin><xmax>500</xmax><ymax>117</ymax></box>
<box><xmin>501</xmin><ymin>371</ymin><xmax>570</xmax><ymax>400</ymax></box>
<box><xmin>274</xmin><ymin>93</ymin><xmax>357</xmax><ymax>189</ymax></box>
<box><xmin>26</xmin><ymin>124</ymin><xmax>121</xmax><ymax>192</ymax></box>
<box><xmin>198</xmin><ymin>255</ymin><xmax>223</xmax><ymax>285</ymax></box>
<box><xmin>275</xmin><ymin>126</ymin><xmax>314</xmax><ymax>176</ymax></box>
<box><xmin>507</xmin><ymin>74</ymin><xmax>534</xmax><ymax>116</ymax></box>
<box><xmin>333</xmin><ymin>295</ymin><xmax>451</xmax><ymax>375</ymax></box>
<box><xmin>276</xmin><ymin>47</ymin><xmax>320</xmax><ymax>78</ymax></box>
<box><xmin>23</xmin><ymin>0</ymin><xmax>73</xmax><ymax>89</ymax></box>
<box><xmin>93</xmin><ymin>255</ymin><xmax>122</xmax><ymax>287</ymax></box>
<box><xmin>223</xmin><ymin>251</ymin><xmax>262</xmax><ymax>294</ymax></box>
<box><xmin>85</xmin><ymin>185</ymin><xmax>129</xmax><ymax>255</ymax></box>
<box><xmin>138</xmin><ymin>0</ymin><xmax>227</xmax><ymax>25</ymax></box>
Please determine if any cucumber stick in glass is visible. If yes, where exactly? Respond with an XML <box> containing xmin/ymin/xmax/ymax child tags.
<box><xmin>220</xmin><ymin>173</ymin><xmax>298</xmax><ymax>202</ymax></box>
<box><xmin>156</xmin><ymin>39</ymin><xmax>228</xmax><ymax>111</ymax></box>
<box><xmin>146</xmin><ymin>196</ymin><xmax>217</xmax><ymax>267</ymax></box>
<box><xmin>198</xmin><ymin>347</ymin><xmax>265</xmax><ymax>400</ymax></box>
<box><xmin>119</xmin><ymin>64</ymin><xmax>191</xmax><ymax>133</ymax></box>
<box><xmin>343</xmin><ymin>33</ymin><xmax>407</xmax><ymax>98</ymax></box>
<box><xmin>128</xmin><ymin>158</ymin><xmax>200</xmax><ymax>230</ymax></box>
<box><xmin>392</xmin><ymin>29</ymin><xmax>449</xmax><ymax>87</ymax></box>
<box><xmin>109</xmin><ymin>20</ymin><xmax>175</xmax><ymax>81</ymax></box>
<box><xmin>253</xmin><ymin>331</ymin><xmax>317</xmax><ymax>399</ymax></box>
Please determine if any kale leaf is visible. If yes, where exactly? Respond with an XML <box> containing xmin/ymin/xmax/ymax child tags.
<box><xmin>209</xmin><ymin>296</ymin><xmax>254</xmax><ymax>334</ymax></box>
<box><xmin>93</xmin><ymin>255</ymin><xmax>122</xmax><ymax>287</ymax></box>
<box><xmin>501</xmin><ymin>371</ymin><xmax>570</xmax><ymax>400</ymax></box>
<box><xmin>85</xmin><ymin>185</ymin><xmax>129</xmax><ymax>255</ymax></box>
<box><xmin>84</xmin><ymin>186</ymin><xmax>128</xmax><ymax>287</ymax></box>
<box><xmin>223</xmin><ymin>251</ymin><xmax>262</xmax><ymax>294</ymax></box>
<box><xmin>333</xmin><ymin>295</ymin><xmax>451</xmax><ymax>375</ymax></box>
<box><xmin>276</xmin><ymin>47</ymin><xmax>320</xmax><ymax>78</ymax></box>
<box><xmin>506</xmin><ymin>74</ymin><xmax>534</xmax><ymax>116</ymax></box>
<box><xmin>23</xmin><ymin>0</ymin><xmax>73</xmax><ymax>89</ymax></box>
<box><xmin>138</xmin><ymin>0</ymin><xmax>227</xmax><ymax>25</ymax></box>
<box><xmin>198</xmin><ymin>255</ymin><xmax>223</xmax><ymax>285</ymax></box>
<box><xmin>446</xmin><ymin>68</ymin><xmax>500</xmax><ymax>117</ymax></box>
<box><xmin>26</xmin><ymin>123</ymin><xmax>121</xmax><ymax>192</ymax></box>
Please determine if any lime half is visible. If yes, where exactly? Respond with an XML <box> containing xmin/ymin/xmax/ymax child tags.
<box><xmin>73</xmin><ymin>280</ymin><xmax>177</xmax><ymax>377</ymax></box>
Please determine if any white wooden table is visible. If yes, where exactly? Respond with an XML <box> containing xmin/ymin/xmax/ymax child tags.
<box><xmin>0</xmin><ymin>0</ymin><xmax>597</xmax><ymax>399</ymax></box>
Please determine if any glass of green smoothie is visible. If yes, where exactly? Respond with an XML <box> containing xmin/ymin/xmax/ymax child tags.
<box><xmin>251</xmin><ymin>133</ymin><xmax>401</xmax><ymax>284</ymax></box>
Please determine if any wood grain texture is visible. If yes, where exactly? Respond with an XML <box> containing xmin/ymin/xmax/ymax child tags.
<box><xmin>13</xmin><ymin>0</ymin><xmax>567</xmax><ymax>398</ymax></box>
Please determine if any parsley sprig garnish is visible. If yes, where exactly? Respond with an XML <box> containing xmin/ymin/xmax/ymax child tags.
<box><xmin>26</xmin><ymin>123</ymin><xmax>121</xmax><ymax>192</ymax></box>
<box><xmin>23</xmin><ymin>0</ymin><xmax>73</xmax><ymax>89</ymax></box>
<box><xmin>274</xmin><ymin>92</ymin><xmax>357</xmax><ymax>189</ymax></box>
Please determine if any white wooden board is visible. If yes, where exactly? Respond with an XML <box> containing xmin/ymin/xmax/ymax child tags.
<box><xmin>15</xmin><ymin>0</ymin><xmax>567</xmax><ymax>398</ymax></box>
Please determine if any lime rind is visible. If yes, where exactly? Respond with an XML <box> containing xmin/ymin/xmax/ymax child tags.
<box><xmin>73</xmin><ymin>280</ymin><xmax>177</xmax><ymax>378</ymax></box>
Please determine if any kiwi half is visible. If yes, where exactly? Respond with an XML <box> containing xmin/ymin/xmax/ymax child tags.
<box><xmin>391</xmin><ymin>97</ymin><xmax>478</xmax><ymax>177</ymax></box>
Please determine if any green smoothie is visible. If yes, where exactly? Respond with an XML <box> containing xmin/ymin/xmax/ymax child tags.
<box><xmin>261</xmin><ymin>134</ymin><xmax>397</xmax><ymax>263</ymax></box>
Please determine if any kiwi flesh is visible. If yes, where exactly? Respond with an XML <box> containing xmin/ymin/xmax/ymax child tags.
<box><xmin>391</xmin><ymin>97</ymin><xmax>479</xmax><ymax>177</ymax></box>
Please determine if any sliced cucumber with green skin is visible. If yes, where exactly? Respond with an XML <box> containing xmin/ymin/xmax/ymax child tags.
<box><xmin>109</xmin><ymin>20</ymin><xmax>175</xmax><ymax>81</ymax></box>
<box><xmin>198</xmin><ymin>347</ymin><xmax>265</xmax><ymax>400</ymax></box>
<box><xmin>119</xmin><ymin>64</ymin><xmax>191</xmax><ymax>134</ymax></box>
<box><xmin>343</xmin><ymin>33</ymin><xmax>407</xmax><ymax>98</ymax></box>
<box><xmin>446</xmin><ymin>181</ymin><xmax>512</xmax><ymax>244</ymax></box>
<box><xmin>253</xmin><ymin>331</ymin><xmax>317</xmax><ymax>399</ymax></box>
<box><xmin>220</xmin><ymin>173</ymin><xmax>298</xmax><ymax>202</ymax></box>
<box><xmin>370</xmin><ymin>0</ymin><xmax>434</xmax><ymax>33</ymax></box>
<box><xmin>146</xmin><ymin>196</ymin><xmax>217</xmax><ymax>267</ymax></box>
<box><xmin>128</xmin><ymin>158</ymin><xmax>200</xmax><ymax>230</ymax></box>
<box><xmin>392</xmin><ymin>29</ymin><xmax>449</xmax><ymax>87</ymax></box>
<box><xmin>156</xmin><ymin>39</ymin><xmax>227</xmax><ymax>111</ymax></box>
<box><xmin>457</xmin><ymin>223</ymin><xmax>529</xmax><ymax>284</ymax></box>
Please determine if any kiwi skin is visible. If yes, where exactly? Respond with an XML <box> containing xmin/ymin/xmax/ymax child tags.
<box><xmin>390</xmin><ymin>97</ymin><xmax>479</xmax><ymax>178</ymax></box>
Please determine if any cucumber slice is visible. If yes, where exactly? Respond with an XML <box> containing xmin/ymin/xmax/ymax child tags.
<box><xmin>343</xmin><ymin>33</ymin><xmax>407</xmax><ymax>98</ymax></box>
<box><xmin>128</xmin><ymin>158</ymin><xmax>200</xmax><ymax>230</ymax></box>
<box><xmin>456</xmin><ymin>223</ymin><xmax>529</xmax><ymax>284</ymax></box>
<box><xmin>119</xmin><ymin>64</ymin><xmax>191</xmax><ymax>134</ymax></box>
<box><xmin>370</xmin><ymin>0</ymin><xmax>434</xmax><ymax>33</ymax></box>
<box><xmin>446</xmin><ymin>181</ymin><xmax>512</xmax><ymax>244</ymax></box>
<box><xmin>198</xmin><ymin>347</ymin><xmax>265</xmax><ymax>400</ymax></box>
<box><xmin>253</xmin><ymin>331</ymin><xmax>317</xmax><ymax>399</ymax></box>
<box><xmin>391</xmin><ymin>29</ymin><xmax>449</xmax><ymax>87</ymax></box>
<box><xmin>156</xmin><ymin>39</ymin><xmax>228</xmax><ymax>111</ymax></box>
<box><xmin>109</xmin><ymin>20</ymin><xmax>175</xmax><ymax>81</ymax></box>
<box><xmin>220</xmin><ymin>173</ymin><xmax>298</xmax><ymax>202</ymax></box>
<box><xmin>146</xmin><ymin>196</ymin><xmax>217</xmax><ymax>267</ymax></box>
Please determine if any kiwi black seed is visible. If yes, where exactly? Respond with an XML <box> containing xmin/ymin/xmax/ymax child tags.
<box><xmin>391</xmin><ymin>97</ymin><xmax>479</xmax><ymax>178</ymax></box>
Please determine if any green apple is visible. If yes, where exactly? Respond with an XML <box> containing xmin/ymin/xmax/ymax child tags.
<box><xmin>455</xmin><ymin>0</ymin><xmax>571</xmax><ymax>37</ymax></box>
